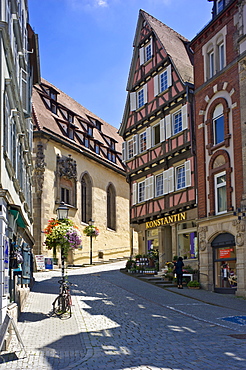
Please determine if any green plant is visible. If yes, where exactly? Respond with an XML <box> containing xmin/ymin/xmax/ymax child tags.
<box><xmin>44</xmin><ymin>218</ymin><xmax>82</xmax><ymax>259</ymax></box>
<box><xmin>173</xmin><ymin>255</ymin><xmax>178</xmax><ymax>261</ymax></box>
<box><xmin>187</xmin><ymin>280</ymin><xmax>200</xmax><ymax>287</ymax></box>
<box><xmin>135</xmin><ymin>254</ymin><xmax>142</xmax><ymax>259</ymax></box>
<box><xmin>126</xmin><ymin>259</ymin><xmax>133</xmax><ymax>269</ymax></box>
<box><xmin>83</xmin><ymin>225</ymin><xmax>99</xmax><ymax>237</ymax></box>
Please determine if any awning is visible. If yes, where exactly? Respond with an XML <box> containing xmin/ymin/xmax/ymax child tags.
<box><xmin>9</xmin><ymin>207</ymin><xmax>27</xmax><ymax>229</ymax></box>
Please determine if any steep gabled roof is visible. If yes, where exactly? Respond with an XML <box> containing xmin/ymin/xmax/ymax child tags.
<box><xmin>33</xmin><ymin>78</ymin><xmax>125</xmax><ymax>172</ymax></box>
<box><xmin>127</xmin><ymin>9</ymin><xmax>193</xmax><ymax>91</ymax></box>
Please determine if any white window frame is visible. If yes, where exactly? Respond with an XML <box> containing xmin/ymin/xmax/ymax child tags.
<box><xmin>213</xmin><ymin>104</ymin><xmax>224</xmax><ymax>145</ymax></box>
<box><xmin>155</xmin><ymin>173</ymin><xmax>164</xmax><ymax>197</ymax></box>
<box><xmin>175</xmin><ymin>160</ymin><xmax>191</xmax><ymax>191</ymax></box>
<box><xmin>130</xmin><ymin>84</ymin><xmax>148</xmax><ymax>111</ymax></box>
<box><xmin>138</xmin><ymin>181</ymin><xmax>145</xmax><ymax>203</ymax></box>
<box><xmin>140</xmin><ymin>38</ymin><xmax>153</xmax><ymax>65</ymax></box>
<box><xmin>215</xmin><ymin>171</ymin><xmax>227</xmax><ymax>215</ymax></box>
<box><xmin>209</xmin><ymin>50</ymin><xmax>215</xmax><ymax>78</ymax></box>
<box><xmin>217</xmin><ymin>0</ymin><xmax>224</xmax><ymax>14</ymax></box>
<box><xmin>139</xmin><ymin>131</ymin><xmax>147</xmax><ymax>153</ymax></box>
<box><xmin>154</xmin><ymin>65</ymin><xmax>172</xmax><ymax>96</ymax></box>
<box><xmin>218</xmin><ymin>41</ymin><xmax>225</xmax><ymax>71</ymax></box>
<box><xmin>145</xmin><ymin>176</ymin><xmax>154</xmax><ymax>200</ymax></box>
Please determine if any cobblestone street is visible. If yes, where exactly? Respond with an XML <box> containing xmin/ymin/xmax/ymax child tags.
<box><xmin>1</xmin><ymin>261</ymin><xmax>246</xmax><ymax>369</ymax></box>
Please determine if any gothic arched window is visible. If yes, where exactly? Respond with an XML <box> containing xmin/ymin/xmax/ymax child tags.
<box><xmin>81</xmin><ymin>173</ymin><xmax>92</xmax><ymax>224</ymax></box>
<box><xmin>107</xmin><ymin>184</ymin><xmax>116</xmax><ymax>230</ymax></box>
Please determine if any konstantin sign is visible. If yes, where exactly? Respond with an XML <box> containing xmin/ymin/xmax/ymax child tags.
<box><xmin>146</xmin><ymin>212</ymin><xmax>187</xmax><ymax>229</ymax></box>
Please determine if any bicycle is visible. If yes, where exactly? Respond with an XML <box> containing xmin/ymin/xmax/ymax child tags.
<box><xmin>52</xmin><ymin>278</ymin><xmax>72</xmax><ymax>317</ymax></box>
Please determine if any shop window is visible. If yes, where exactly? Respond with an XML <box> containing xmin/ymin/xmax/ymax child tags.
<box><xmin>177</xmin><ymin>222</ymin><xmax>198</xmax><ymax>259</ymax></box>
<box><xmin>81</xmin><ymin>173</ymin><xmax>92</xmax><ymax>224</ymax></box>
<box><xmin>147</xmin><ymin>229</ymin><xmax>159</xmax><ymax>252</ymax></box>
<box><xmin>107</xmin><ymin>183</ymin><xmax>116</xmax><ymax>230</ymax></box>
<box><xmin>215</xmin><ymin>171</ymin><xmax>227</xmax><ymax>214</ymax></box>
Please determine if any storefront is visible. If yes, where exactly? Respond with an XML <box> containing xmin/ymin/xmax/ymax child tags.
<box><xmin>143</xmin><ymin>209</ymin><xmax>198</xmax><ymax>269</ymax></box>
<box><xmin>212</xmin><ymin>233</ymin><xmax>236</xmax><ymax>294</ymax></box>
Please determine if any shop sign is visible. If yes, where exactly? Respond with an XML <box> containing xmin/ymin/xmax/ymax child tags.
<box><xmin>35</xmin><ymin>255</ymin><xmax>45</xmax><ymax>270</ymax></box>
<box><xmin>146</xmin><ymin>212</ymin><xmax>186</xmax><ymax>229</ymax></box>
<box><xmin>219</xmin><ymin>248</ymin><xmax>233</xmax><ymax>259</ymax></box>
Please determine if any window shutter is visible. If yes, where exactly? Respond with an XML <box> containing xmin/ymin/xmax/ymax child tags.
<box><xmin>139</xmin><ymin>47</ymin><xmax>145</xmax><ymax>65</ymax></box>
<box><xmin>165</xmin><ymin>114</ymin><xmax>171</xmax><ymax>139</ymax></box>
<box><xmin>146</xmin><ymin>127</ymin><xmax>152</xmax><ymax>150</ymax></box>
<box><xmin>133</xmin><ymin>134</ymin><xmax>138</xmax><ymax>156</ymax></box>
<box><xmin>182</xmin><ymin>104</ymin><xmax>188</xmax><ymax>130</ymax></box>
<box><xmin>154</xmin><ymin>75</ymin><xmax>159</xmax><ymax>96</ymax></box>
<box><xmin>143</xmin><ymin>84</ymin><xmax>148</xmax><ymax>104</ymax></box>
<box><xmin>168</xmin><ymin>167</ymin><xmax>174</xmax><ymax>193</ymax></box>
<box><xmin>145</xmin><ymin>176</ymin><xmax>154</xmax><ymax>200</ymax></box>
<box><xmin>130</xmin><ymin>92</ymin><xmax>136</xmax><ymax>111</ymax></box>
<box><xmin>167</xmin><ymin>64</ymin><xmax>172</xmax><ymax>87</ymax></box>
<box><xmin>132</xmin><ymin>183</ymin><xmax>137</xmax><ymax>205</ymax></box>
<box><xmin>163</xmin><ymin>170</ymin><xmax>169</xmax><ymax>194</ymax></box>
<box><xmin>20</xmin><ymin>69</ymin><xmax>28</xmax><ymax>112</ymax></box>
<box><xmin>160</xmin><ymin>118</ymin><xmax>165</xmax><ymax>142</ymax></box>
<box><xmin>122</xmin><ymin>142</ymin><xmax>127</xmax><ymax>162</ymax></box>
<box><xmin>185</xmin><ymin>160</ymin><xmax>191</xmax><ymax>187</ymax></box>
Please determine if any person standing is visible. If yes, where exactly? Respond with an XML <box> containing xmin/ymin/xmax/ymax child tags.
<box><xmin>175</xmin><ymin>257</ymin><xmax>184</xmax><ymax>289</ymax></box>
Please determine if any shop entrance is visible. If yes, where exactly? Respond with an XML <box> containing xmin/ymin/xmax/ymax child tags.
<box><xmin>212</xmin><ymin>233</ymin><xmax>236</xmax><ymax>294</ymax></box>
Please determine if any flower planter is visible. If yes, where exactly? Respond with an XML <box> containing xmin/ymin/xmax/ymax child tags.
<box><xmin>188</xmin><ymin>286</ymin><xmax>200</xmax><ymax>289</ymax></box>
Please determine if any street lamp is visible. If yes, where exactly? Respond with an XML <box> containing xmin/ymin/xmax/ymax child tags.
<box><xmin>56</xmin><ymin>202</ymin><xmax>69</xmax><ymax>279</ymax></box>
<box><xmin>88</xmin><ymin>218</ymin><xmax>94</xmax><ymax>265</ymax></box>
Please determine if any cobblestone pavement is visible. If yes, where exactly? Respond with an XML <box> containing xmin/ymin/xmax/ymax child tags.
<box><xmin>1</xmin><ymin>261</ymin><xmax>246</xmax><ymax>369</ymax></box>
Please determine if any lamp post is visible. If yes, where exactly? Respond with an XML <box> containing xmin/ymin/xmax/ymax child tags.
<box><xmin>88</xmin><ymin>218</ymin><xmax>94</xmax><ymax>265</ymax></box>
<box><xmin>56</xmin><ymin>202</ymin><xmax>69</xmax><ymax>279</ymax></box>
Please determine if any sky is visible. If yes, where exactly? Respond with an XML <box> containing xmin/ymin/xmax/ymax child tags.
<box><xmin>28</xmin><ymin>0</ymin><xmax>213</xmax><ymax>129</ymax></box>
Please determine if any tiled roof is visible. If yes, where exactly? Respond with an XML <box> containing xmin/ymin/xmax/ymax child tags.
<box><xmin>32</xmin><ymin>78</ymin><xmax>125</xmax><ymax>172</ymax></box>
<box><xmin>141</xmin><ymin>10</ymin><xmax>193</xmax><ymax>84</ymax></box>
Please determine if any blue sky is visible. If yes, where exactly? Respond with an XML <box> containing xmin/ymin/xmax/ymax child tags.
<box><xmin>28</xmin><ymin>0</ymin><xmax>213</xmax><ymax>129</ymax></box>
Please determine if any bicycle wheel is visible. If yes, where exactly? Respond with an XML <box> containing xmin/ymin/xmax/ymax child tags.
<box><xmin>53</xmin><ymin>295</ymin><xmax>65</xmax><ymax>316</ymax></box>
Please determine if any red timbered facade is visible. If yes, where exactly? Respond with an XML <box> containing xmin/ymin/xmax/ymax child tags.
<box><xmin>191</xmin><ymin>0</ymin><xmax>246</xmax><ymax>295</ymax></box>
<box><xmin>119</xmin><ymin>10</ymin><xmax>197</xmax><ymax>269</ymax></box>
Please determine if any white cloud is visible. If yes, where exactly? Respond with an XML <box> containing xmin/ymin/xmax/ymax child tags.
<box><xmin>67</xmin><ymin>0</ymin><xmax>109</xmax><ymax>10</ymax></box>
<box><xmin>96</xmin><ymin>0</ymin><xmax>108</xmax><ymax>7</ymax></box>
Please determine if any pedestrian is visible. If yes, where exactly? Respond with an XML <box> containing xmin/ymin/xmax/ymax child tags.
<box><xmin>175</xmin><ymin>257</ymin><xmax>184</xmax><ymax>289</ymax></box>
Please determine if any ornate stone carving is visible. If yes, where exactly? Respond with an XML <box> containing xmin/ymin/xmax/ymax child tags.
<box><xmin>198</xmin><ymin>226</ymin><xmax>208</xmax><ymax>251</ymax></box>
<box><xmin>57</xmin><ymin>154</ymin><xmax>77</xmax><ymax>180</ymax></box>
<box><xmin>34</xmin><ymin>143</ymin><xmax>46</xmax><ymax>196</ymax></box>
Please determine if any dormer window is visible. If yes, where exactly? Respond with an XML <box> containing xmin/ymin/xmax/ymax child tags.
<box><xmin>50</xmin><ymin>91</ymin><xmax>57</xmax><ymax>101</ymax></box>
<box><xmin>217</xmin><ymin>0</ymin><xmax>225</xmax><ymax>14</ymax></box>
<box><xmin>87</xmin><ymin>125</ymin><xmax>93</xmax><ymax>136</ymax></box>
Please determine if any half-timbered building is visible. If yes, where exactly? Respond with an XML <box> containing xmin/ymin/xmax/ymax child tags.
<box><xmin>119</xmin><ymin>10</ymin><xmax>197</xmax><ymax>270</ymax></box>
<box><xmin>191</xmin><ymin>0</ymin><xmax>246</xmax><ymax>295</ymax></box>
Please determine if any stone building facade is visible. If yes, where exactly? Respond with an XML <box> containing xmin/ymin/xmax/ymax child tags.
<box><xmin>32</xmin><ymin>79</ymin><xmax>130</xmax><ymax>266</ymax></box>
<box><xmin>0</xmin><ymin>0</ymin><xmax>39</xmax><ymax>323</ymax></box>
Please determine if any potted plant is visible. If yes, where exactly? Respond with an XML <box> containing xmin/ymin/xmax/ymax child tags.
<box><xmin>187</xmin><ymin>280</ymin><xmax>201</xmax><ymax>289</ymax></box>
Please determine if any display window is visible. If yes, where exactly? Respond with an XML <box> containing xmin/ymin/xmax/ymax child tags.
<box><xmin>214</xmin><ymin>246</ymin><xmax>236</xmax><ymax>289</ymax></box>
<box><xmin>177</xmin><ymin>222</ymin><xmax>198</xmax><ymax>259</ymax></box>
<box><xmin>147</xmin><ymin>229</ymin><xmax>159</xmax><ymax>251</ymax></box>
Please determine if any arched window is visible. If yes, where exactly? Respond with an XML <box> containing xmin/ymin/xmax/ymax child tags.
<box><xmin>81</xmin><ymin>173</ymin><xmax>92</xmax><ymax>224</ymax></box>
<box><xmin>107</xmin><ymin>184</ymin><xmax>116</xmax><ymax>230</ymax></box>
<box><xmin>213</xmin><ymin>104</ymin><xmax>224</xmax><ymax>145</ymax></box>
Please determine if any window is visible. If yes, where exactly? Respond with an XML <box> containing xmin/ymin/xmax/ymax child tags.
<box><xmin>51</xmin><ymin>103</ymin><xmax>57</xmax><ymax>114</ymax></box>
<box><xmin>153</xmin><ymin>123</ymin><xmax>160</xmax><ymax>146</ymax></box>
<box><xmin>178</xmin><ymin>222</ymin><xmax>198</xmax><ymax>259</ymax></box>
<box><xmin>128</xmin><ymin>139</ymin><xmax>134</xmax><ymax>159</ymax></box>
<box><xmin>61</xmin><ymin>187</ymin><xmax>70</xmax><ymax>204</ymax></box>
<box><xmin>87</xmin><ymin>126</ymin><xmax>93</xmax><ymax>136</ymax></box>
<box><xmin>176</xmin><ymin>165</ymin><xmax>186</xmax><ymax>190</ymax></box>
<box><xmin>108</xmin><ymin>151</ymin><xmax>116</xmax><ymax>163</ymax></box>
<box><xmin>138</xmin><ymin>181</ymin><xmax>145</xmax><ymax>203</ymax></box>
<box><xmin>107</xmin><ymin>184</ymin><xmax>116</xmax><ymax>230</ymax></box>
<box><xmin>139</xmin><ymin>39</ymin><xmax>152</xmax><ymax>65</ymax></box>
<box><xmin>209</xmin><ymin>50</ymin><xmax>215</xmax><ymax>78</ymax></box>
<box><xmin>154</xmin><ymin>65</ymin><xmax>172</xmax><ymax>95</ymax></box>
<box><xmin>81</xmin><ymin>173</ymin><xmax>92</xmax><ymax>223</ymax></box>
<box><xmin>173</xmin><ymin>110</ymin><xmax>182</xmax><ymax>135</ymax></box>
<box><xmin>156</xmin><ymin>173</ymin><xmax>163</xmax><ymax>197</ymax></box>
<box><xmin>84</xmin><ymin>137</ymin><xmax>89</xmax><ymax>148</ymax></box>
<box><xmin>217</xmin><ymin>0</ymin><xmax>225</xmax><ymax>14</ymax></box>
<box><xmin>138</xmin><ymin>89</ymin><xmax>144</xmax><ymax>109</ymax></box>
<box><xmin>95</xmin><ymin>144</ymin><xmax>100</xmax><ymax>154</ymax></box>
<box><xmin>130</xmin><ymin>84</ymin><xmax>148</xmax><ymax>111</ymax></box>
<box><xmin>139</xmin><ymin>131</ymin><xmax>147</xmax><ymax>153</ymax></box>
<box><xmin>213</xmin><ymin>104</ymin><xmax>224</xmax><ymax>145</ymax></box>
<box><xmin>218</xmin><ymin>42</ymin><xmax>224</xmax><ymax>70</ymax></box>
<box><xmin>215</xmin><ymin>172</ymin><xmax>227</xmax><ymax>214</ymax></box>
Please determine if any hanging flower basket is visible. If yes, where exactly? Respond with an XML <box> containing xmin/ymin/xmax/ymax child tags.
<box><xmin>44</xmin><ymin>218</ymin><xmax>82</xmax><ymax>259</ymax></box>
<box><xmin>83</xmin><ymin>225</ymin><xmax>99</xmax><ymax>237</ymax></box>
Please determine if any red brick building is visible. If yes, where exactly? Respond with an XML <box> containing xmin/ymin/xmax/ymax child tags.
<box><xmin>191</xmin><ymin>0</ymin><xmax>245</xmax><ymax>294</ymax></box>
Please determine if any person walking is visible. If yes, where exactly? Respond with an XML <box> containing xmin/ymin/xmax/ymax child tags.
<box><xmin>175</xmin><ymin>257</ymin><xmax>184</xmax><ymax>289</ymax></box>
